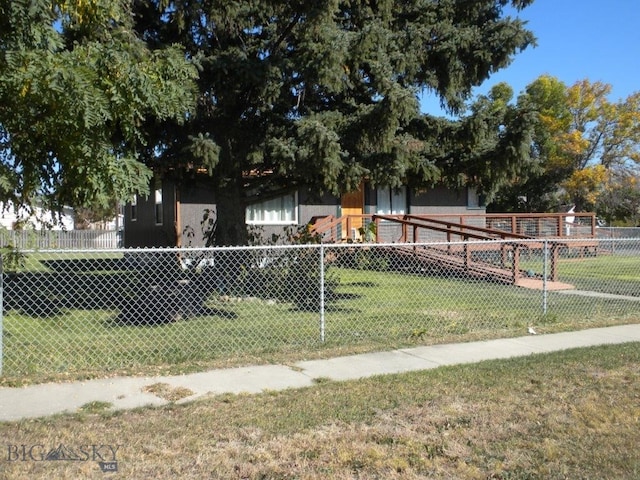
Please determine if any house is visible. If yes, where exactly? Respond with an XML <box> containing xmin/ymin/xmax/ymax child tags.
<box><xmin>122</xmin><ymin>175</ymin><xmax>486</xmax><ymax>247</ymax></box>
<box><xmin>0</xmin><ymin>202</ymin><xmax>75</xmax><ymax>231</ymax></box>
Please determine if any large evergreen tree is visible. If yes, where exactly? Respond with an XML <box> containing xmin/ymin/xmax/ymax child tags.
<box><xmin>0</xmin><ymin>0</ymin><xmax>197</xmax><ymax>217</ymax></box>
<box><xmin>133</xmin><ymin>0</ymin><xmax>536</xmax><ymax>245</ymax></box>
<box><xmin>410</xmin><ymin>82</ymin><xmax>537</xmax><ymax>202</ymax></box>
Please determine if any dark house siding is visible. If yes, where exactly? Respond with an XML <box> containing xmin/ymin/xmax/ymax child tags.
<box><xmin>178</xmin><ymin>180</ymin><xmax>217</xmax><ymax>248</ymax></box>
<box><xmin>299</xmin><ymin>190</ymin><xmax>340</xmax><ymax>224</ymax></box>
<box><xmin>123</xmin><ymin>178</ymin><xmax>176</xmax><ymax>248</ymax></box>
<box><xmin>123</xmin><ymin>176</ymin><xmax>485</xmax><ymax>247</ymax></box>
<box><xmin>411</xmin><ymin>185</ymin><xmax>468</xmax><ymax>213</ymax></box>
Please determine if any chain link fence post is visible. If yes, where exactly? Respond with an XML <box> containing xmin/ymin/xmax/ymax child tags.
<box><xmin>0</xmin><ymin>253</ymin><xmax>3</xmax><ymax>376</ymax></box>
<box><xmin>542</xmin><ymin>239</ymin><xmax>548</xmax><ymax>316</ymax></box>
<box><xmin>319</xmin><ymin>243</ymin><xmax>326</xmax><ymax>343</ymax></box>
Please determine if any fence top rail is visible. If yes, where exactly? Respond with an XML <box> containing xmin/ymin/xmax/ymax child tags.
<box><xmin>0</xmin><ymin>239</ymin><xmax>522</xmax><ymax>254</ymax></box>
<box><xmin>9</xmin><ymin>236</ymin><xmax>639</xmax><ymax>256</ymax></box>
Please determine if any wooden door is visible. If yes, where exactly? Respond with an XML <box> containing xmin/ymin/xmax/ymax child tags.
<box><xmin>340</xmin><ymin>182</ymin><xmax>364</xmax><ymax>238</ymax></box>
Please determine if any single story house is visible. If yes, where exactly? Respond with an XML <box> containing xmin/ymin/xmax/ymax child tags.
<box><xmin>122</xmin><ymin>176</ymin><xmax>486</xmax><ymax>247</ymax></box>
<box><xmin>0</xmin><ymin>202</ymin><xmax>75</xmax><ymax>231</ymax></box>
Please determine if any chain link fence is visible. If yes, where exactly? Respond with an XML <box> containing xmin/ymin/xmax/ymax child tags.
<box><xmin>1</xmin><ymin>237</ymin><xmax>639</xmax><ymax>381</ymax></box>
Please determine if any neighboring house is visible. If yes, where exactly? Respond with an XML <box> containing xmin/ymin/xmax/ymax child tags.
<box><xmin>123</xmin><ymin>175</ymin><xmax>486</xmax><ymax>247</ymax></box>
<box><xmin>0</xmin><ymin>202</ymin><xmax>75</xmax><ymax>231</ymax></box>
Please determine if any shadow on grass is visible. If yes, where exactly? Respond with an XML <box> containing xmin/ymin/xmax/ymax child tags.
<box><xmin>40</xmin><ymin>257</ymin><xmax>129</xmax><ymax>272</ymax></box>
<box><xmin>4</xmin><ymin>257</ymin><xmax>237</xmax><ymax>325</ymax></box>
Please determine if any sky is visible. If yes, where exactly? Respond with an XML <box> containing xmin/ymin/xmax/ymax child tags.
<box><xmin>420</xmin><ymin>0</ymin><xmax>640</xmax><ymax>115</ymax></box>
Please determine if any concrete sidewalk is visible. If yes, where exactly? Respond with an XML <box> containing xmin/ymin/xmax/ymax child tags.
<box><xmin>2</xmin><ymin>324</ymin><xmax>640</xmax><ymax>422</ymax></box>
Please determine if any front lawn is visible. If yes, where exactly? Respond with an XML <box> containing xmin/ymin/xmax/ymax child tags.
<box><xmin>3</xmin><ymin>258</ymin><xmax>638</xmax><ymax>385</ymax></box>
<box><xmin>2</xmin><ymin>343</ymin><xmax>639</xmax><ymax>479</ymax></box>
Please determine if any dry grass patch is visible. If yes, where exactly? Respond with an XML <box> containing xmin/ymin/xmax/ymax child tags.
<box><xmin>142</xmin><ymin>383</ymin><xmax>194</xmax><ymax>402</ymax></box>
<box><xmin>1</xmin><ymin>343</ymin><xmax>639</xmax><ymax>479</ymax></box>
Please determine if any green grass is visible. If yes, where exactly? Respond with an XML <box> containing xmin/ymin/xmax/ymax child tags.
<box><xmin>514</xmin><ymin>250</ymin><xmax>639</xmax><ymax>294</ymax></box>
<box><xmin>77</xmin><ymin>401</ymin><xmax>113</xmax><ymax>414</ymax></box>
<box><xmin>556</xmin><ymin>254</ymin><xmax>640</xmax><ymax>294</ymax></box>
<box><xmin>2</xmin><ymin>257</ymin><xmax>639</xmax><ymax>385</ymax></box>
<box><xmin>1</xmin><ymin>343</ymin><xmax>639</xmax><ymax>479</ymax></box>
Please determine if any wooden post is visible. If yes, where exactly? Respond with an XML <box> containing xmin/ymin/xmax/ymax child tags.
<box><xmin>511</xmin><ymin>244</ymin><xmax>521</xmax><ymax>283</ymax></box>
<box><xmin>464</xmin><ymin>236</ymin><xmax>471</xmax><ymax>270</ymax></box>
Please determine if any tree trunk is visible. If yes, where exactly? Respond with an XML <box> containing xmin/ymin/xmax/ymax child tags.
<box><xmin>214</xmin><ymin>181</ymin><xmax>247</xmax><ymax>246</ymax></box>
<box><xmin>213</xmin><ymin>145</ymin><xmax>248</xmax><ymax>246</ymax></box>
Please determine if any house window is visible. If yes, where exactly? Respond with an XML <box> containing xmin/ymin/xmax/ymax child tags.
<box><xmin>130</xmin><ymin>195</ymin><xmax>137</xmax><ymax>221</ymax></box>
<box><xmin>154</xmin><ymin>189</ymin><xmax>163</xmax><ymax>225</ymax></box>
<box><xmin>246</xmin><ymin>192</ymin><xmax>297</xmax><ymax>225</ymax></box>
<box><xmin>376</xmin><ymin>186</ymin><xmax>407</xmax><ymax>215</ymax></box>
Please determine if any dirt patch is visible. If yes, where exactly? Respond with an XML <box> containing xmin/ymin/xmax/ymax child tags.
<box><xmin>515</xmin><ymin>278</ymin><xmax>575</xmax><ymax>290</ymax></box>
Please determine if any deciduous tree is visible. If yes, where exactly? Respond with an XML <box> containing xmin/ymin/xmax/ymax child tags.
<box><xmin>0</xmin><ymin>0</ymin><xmax>198</xmax><ymax>218</ymax></box>
<box><xmin>490</xmin><ymin>75</ymin><xmax>640</xmax><ymax>216</ymax></box>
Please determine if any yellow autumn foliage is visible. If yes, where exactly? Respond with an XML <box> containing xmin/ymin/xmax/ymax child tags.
<box><xmin>56</xmin><ymin>0</ymin><xmax>122</xmax><ymax>26</ymax></box>
<box><xmin>562</xmin><ymin>165</ymin><xmax>609</xmax><ymax>206</ymax></box>
<box><xmin>566</xmin><ymin>80</ymin><xmax>611</xmax><ymax>122</ymax></box>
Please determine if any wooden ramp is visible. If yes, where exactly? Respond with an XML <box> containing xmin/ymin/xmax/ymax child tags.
<box><xmin>398</xmin><ymin>245</ymin><xmax>514</xmax><ymax>284</ymax></box>
<box><xmin>371</xmin><ymin>213</ymin><xmax>581</xmax><ymax>289</ymax></box>
<box><xmin>309</xmin><ymin>213</ymin><xmax>593</xmax><ymax>288</ymax></box>
<box><xmin>394</xmin><ymin>245</ymin><xmax>576</xmax><ymax>290</ymax></box>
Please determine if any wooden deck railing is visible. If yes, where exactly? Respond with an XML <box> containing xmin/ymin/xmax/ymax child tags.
<box><xmin>372</xmin><ymin>214</ymin><xmax>534</xmax><ymax>284</ymax></box>
<box><xmin>309</xmin><ymin>212</ymin><xmax>598</xmax><ymax>284</ymax></box>
<box><xmin>374</xmin><ymin>214</ymin><xmax>533</xmax><ymax>244</ymax></box>
<box><xmin>309</xmin><ymin>212</ymin><xmax>597</xmax><ymax>243</ymax></box>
